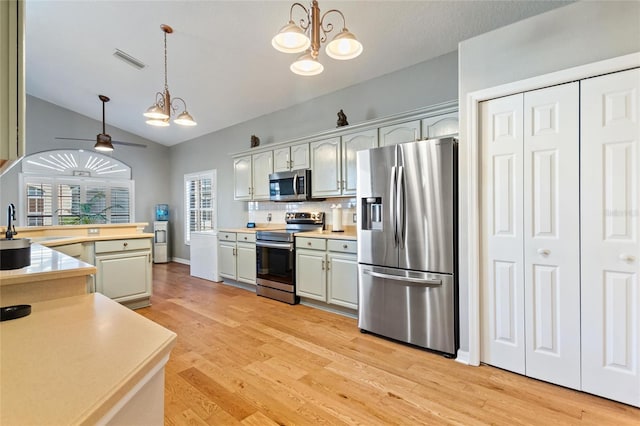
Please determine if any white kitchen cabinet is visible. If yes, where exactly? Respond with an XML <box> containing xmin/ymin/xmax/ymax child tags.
<box><xmin>236</xmin><ymin>233</ymin><xmax>256</xmax><ymax>285</ymax></box>
<box><xmin>310</xmin><ymin>130</ymin><xmax>377</xmax><ymax>197</ymax></box>
<box><xmin>480</xmin><ymin>68</ymin><xmax>640</xmax><ymax>407</ymax></box>
<box><xmin>233</xmin><ymin>152</ymin><xmax>273</xmax><ymax>201</ymax></box>
<box><xmin>218</xmin><ymin>231</ymin><xmax>256</xmax><ymax>285</ymax></box>
<box><xmin>327</xmin><ymin>240</ymin><xmax>358</xmax><ymax>310</ymax></box>
<box><xmin>296</xmin><ymin>237</ymin><xmax>357</xmax><ymax>310</ymax></box>
<box><xmin>378</xmin><ymin>120</ymin><xmax>420</xmax><ymax>147</ymax></box>
<box><xmin>273</xmin><ymin>143</ymin><xmax>310</xmax><ymax>172</ymax></box>
<box><xmin>0</xmin><ymin>0</ymin><xmax>25</xmax><ymax>173</ymax></box>
<box><xmin>310</xmin><ymin>137</ymin><xmax>341</xmax><ymax>197</ymax></box>
<box><xmin>580</xmin><ymin>68</ymin><xmax>640</xmax><ymax>407</ymax></box>
<box><xmin>233</xmin><ymin>155</ymin><xmax>252</xmax><ymax>200</ymax></box>
<box><xmin>94</xmin><ymin>238</ymin><xmax>152</xmax><ymax>309</ymax></box>
<box><xmin>421</xmin><ymin>111</ymin><xmax>459</xmax><ymax>139</ymax></box>
<box><xmin>341</xmin><ymin>129</ymin><xmax>378</xmax><ymax>195</ymax></box>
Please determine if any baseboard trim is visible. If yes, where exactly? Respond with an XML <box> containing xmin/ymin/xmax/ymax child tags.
<box><xmin>171</xmin><ymin>257</ymin><xmax>189</xmax><ymax>265</ymax></box>
<box><xmin>455</xmin><ymin>349</ymin><xmax>470</xmax><ymax>365</ymax></box>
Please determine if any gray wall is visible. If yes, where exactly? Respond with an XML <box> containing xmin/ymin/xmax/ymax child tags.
<box><xmin>0</xmin><ymin>96</ymin><xmax>170</xmax><ymax>231</ymax></box>
<box><xmin>456</xmin><ymin>1</ymin><xmax>640</xmax><ymax>353</ymax></box>
<box><xmin>169</xmin><ymin>51</ymin><xmax>459</xmax><ymax>260</ymax></box>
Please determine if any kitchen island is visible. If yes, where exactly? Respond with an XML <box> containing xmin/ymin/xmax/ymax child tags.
<box><xmin>0</xmin><ymin>293</ymin><xmax>177</xmax><ymax>425</ymax></box>
<box><xmin>0</xmin><ymin>243</ymin><xmax>96</xmax><ymax>306</ymax></box>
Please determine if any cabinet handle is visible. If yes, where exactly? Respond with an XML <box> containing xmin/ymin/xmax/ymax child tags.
<box><xmin>233</xmin><ymin>248</ymin><xmax>236</xmax><ymax>256</ymax></box>
<box><xmin>619</xmin><ymin>253</ymin><xmax>636</xmax><ymax>262</ymax></box>
<box><xmin>537</xmin><ymin>249</ymin><xmax>550</xmax><ymax>256</ymax></box>
<box><xmin>326</xmin><ymin>260</ymin><xmax>330</xmax><ymax>270</ymax></box>
<box><xmin>321</xmin><ymin>260</ymin><xmax>325</xmax><ymax>270</ymax></box>
<box><xmin>337</xmin><ymin>180</ymin><xmax>340</xmax><ymax>190</ymax></box>
<box><xmin>341</xmin><ymin>180</ymin><xmax>345</xmax><ymax>190</ymax></box>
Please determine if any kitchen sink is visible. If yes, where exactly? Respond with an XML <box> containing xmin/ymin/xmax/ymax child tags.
<box><xmin>0</xmin><ymin>238</ymin><xmax>32</xmax><ymax>270</ymax></box>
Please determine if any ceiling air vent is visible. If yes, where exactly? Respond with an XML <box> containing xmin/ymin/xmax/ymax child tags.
<box><xmin>113</xmin><ymin>49</ymin><xmax>146</xmax><ymax>70</ymax></box>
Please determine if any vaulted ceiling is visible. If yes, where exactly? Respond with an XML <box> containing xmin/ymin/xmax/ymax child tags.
<box><xmin>26</xmin><ymin>1</ymin><xmax>572</xmax><ymax>146</ymax></box>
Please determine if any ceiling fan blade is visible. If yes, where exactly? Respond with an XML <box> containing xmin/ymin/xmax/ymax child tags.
<box><xmin>54</xmin><ymin>136</ymin><xmax>146</xmax><ymax>148</ymax></box>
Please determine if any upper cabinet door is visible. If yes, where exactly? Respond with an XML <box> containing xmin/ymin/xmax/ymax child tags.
<box><xmin>290</xmin><ymin>143</ymin><xmax>310</xmax><ymax>170</ymax></box>
<box><xmin>421</xmin><ymin>112</ymin><xmax>459</xmax><ymax>139</ymax></box>
<box><xmin>581</xmin><ymin>68</ymin><xmax>640</xmax><ymax>407</ymax></box>
<box><xmin>523</xmin><ymin>82</ymin><xmax>580</xmax><ymax>390</ymax></box>
<box><xmin>233</xmin><ymin>155</ymin><xmax>252</xmax><ymax>201</ymax></box>
<box><xmin>479</xmin><ymin>93</ymin><xmax>526</xmax><ymax>375</ymax></box>
<box><xmin>310</xmin><ymin>137</ymin><xmax>341</xmax><ymax>197</ymax></box>
<box><xmin>341</xmin><ymin>129</ymin><xmax>378</xmax><ymax>195</ymax></box>
<box><xmin>379</xmin><ymin>120</ymin><xmax>420</xmax><ymax>147</ymax></box>
<box><xmin>251</xmin><ymin>151</ymin><xmax>273</xmax><ymax>200</ymax></box>
<box><xmin>273</xmin><ymin>147</ymin><xmax>291</xmax><ymax>173</ymax></box>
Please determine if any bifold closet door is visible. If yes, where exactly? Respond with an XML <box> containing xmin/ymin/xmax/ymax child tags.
<box><xmin>581</xmin><ymin>68</ymin><xmax>640</xmax><ymax>407</ymax></box>
<box><xmin>523</xmin><ymin>83</ymin><xmax>580</xmax><ymax>389</ymax></box>
<box><xmin>480</xmin><ymin>93</ymin><xmax>525</xmax><ymax>374</ymax></box>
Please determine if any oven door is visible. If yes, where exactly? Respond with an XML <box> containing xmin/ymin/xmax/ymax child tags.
<box><xmin>256</xmin><ymin>241</ymin><xmax>295</xmax><ymax>289</ymax></box>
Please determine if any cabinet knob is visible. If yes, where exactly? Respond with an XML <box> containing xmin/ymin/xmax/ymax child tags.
<box><xmin>343</xmin><ymin>244</ymin><xmax>348</xmax><ymax>249</ymax></box>
<box><xmin>537</xmin><ymin>248</ymin><xmax>550</xmax><ymax>256</ymax></box>
<box><xmin>123</xmin><ymin>242</ymin><xmax>128</xmax><ymax>247</ymax></box>
<box><xmin>619</xmin><ymin>253</ymin><xmax>636</xmax><ymax>262</ymax></box>
<box><xmin>307</xmin><ymin>242</ymin><xmax>312</xmax><ymax>246</ymax></box>
<box><xmin>244</xmin><ymin>236</ymin><xmax>247</xmax><ymax>240</ymax></box>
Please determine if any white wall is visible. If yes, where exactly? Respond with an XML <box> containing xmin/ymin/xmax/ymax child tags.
<box><xmin>456</xmin><ymin>1</ymin><xmax>640</xmax><ymax>354</ymax></box>
<box><xmin>169</xmin><ymin>51</ymin><xmax>459</xmax><ymax>260</ymax></box>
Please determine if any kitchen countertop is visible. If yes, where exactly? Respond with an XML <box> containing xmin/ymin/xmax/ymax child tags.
<box><xmin>0</xmin><ymin>243</ymin><xmax>96</xmax><ymax>286</ymax></box>
<box><xmin>34</xmin><ymin>233</ymin><xmax>154</xmax><ymax>247</ymax></box>
<box><xmin>295</xmin><ymin>229</ymin><xmax>357</xmax><ymax>240</ymax></box>
<box><xmin>0</xmin><ymin>293</ymin><xmax>177</xmax><ymax>425</ymax></box>
<box><xmin>218</xmin><ymin>225</ymin><xmax>286</xmax><ymax>234</ymax></box>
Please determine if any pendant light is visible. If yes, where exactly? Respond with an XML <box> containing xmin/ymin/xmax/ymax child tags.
<box><xmin>144</xmin><ymin>24</ymin><xmax>197</xmax><ymax>127</ymax></box>
<box><xmin>272</xmin><ymin>1</ymin><xmax>363</xmax><ymax>76</ymax></box>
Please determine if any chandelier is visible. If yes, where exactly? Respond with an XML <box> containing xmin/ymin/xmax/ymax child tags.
<box><xmin>144</xmin><ymin>24</ymin><xmax>196</xmax><ymax>127</ymax></box>
<box><xmin>272</xmin><ymin>1</ymin><xmax>363</xmax><ymax>76</ymax></box>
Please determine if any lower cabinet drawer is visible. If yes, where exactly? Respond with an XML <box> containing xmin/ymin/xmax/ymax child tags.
<box><xmin>95</xmin><ymin>238</ymin><xmax>152</xmax><ymax>253</ymax></box>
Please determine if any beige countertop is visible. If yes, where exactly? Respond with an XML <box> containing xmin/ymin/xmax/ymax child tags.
<box><xmin>0</xmin><ymin>293</ymin><xmax>177</xmax><ymax>425</ymax></box>
<box><xmin>34</xmin><ymin>233</ymin><xmax>154</xmax><ymax>247</ymax></box>
<box><xmin>0</xmin><ymin>244</ymin><xmax>96</xmax><ymax>286</ymax></box>
<box><xmin>295</xmin><ymin>229</ymin><xmax>357</xmax><ymax>240</ymax></box>
<box><xmin>218</xmin><ymin>225</ymin><xmax>286</xmax><ymax>234</ymax></box>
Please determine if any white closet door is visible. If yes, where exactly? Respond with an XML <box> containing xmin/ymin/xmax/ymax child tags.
<box><xmin>480</xmin><ymin>93</ymin><xmax>525</xmax><ymax>374</ymax></box>
<box><xmin>523</xmin><ymin>83</ymin><xmax>581</xmax><ymax>389</ymax></box>
<box><xmin>581</xmin><ymin>68</ymin><xmax>640</xmax><ymax>407</ymax></box>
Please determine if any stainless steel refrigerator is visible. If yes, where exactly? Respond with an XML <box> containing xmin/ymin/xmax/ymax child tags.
<box><xmin>356</xmin><ymin>137</ymin><xmax>457</xmax><ymax>356</ymax></box>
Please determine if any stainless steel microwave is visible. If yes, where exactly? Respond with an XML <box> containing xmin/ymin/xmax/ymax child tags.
<box><xmin>269</xmin><ymin>169</ymin><xmax>313</xmax><ymax>202</ymax></box>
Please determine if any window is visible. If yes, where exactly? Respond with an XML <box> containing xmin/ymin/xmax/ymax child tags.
<box><xmin>184</xmin><ymin>170</ymin><xmax>217</xmax><ymax>244</ymax></box>
<box><xmin>20</xmin><ymin>150</ymin><xmax>134</xmax><ymax>225</ymax></box>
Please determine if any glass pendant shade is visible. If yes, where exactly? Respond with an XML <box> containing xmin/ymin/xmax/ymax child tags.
<box><xmin>325</xmin><ymin>30</ymin><xmax>363</xmax><ymax>60</ymax></box>
<box><xmin>146</xmin><ymin>118</ymin><xmax>170</xmax><ymax>127</ymax></box>
<box><xmin>290</xmin><ymin>52</ymin><xmax>324</xmax><ymax>76</ymax></box>
<box><xmin>272</xmin><ymin>21</ymin><xmax>310</xmax><ymax>53</ymax></box>
<box><xmin>144</xmin><ymin>104</ymin><xmax>169</xmax><ymax>120</ymax></box>
<box><xmin>174</xmin><ymin>111</ymin><xmax>197</xmax><ymax>126</ymax></box>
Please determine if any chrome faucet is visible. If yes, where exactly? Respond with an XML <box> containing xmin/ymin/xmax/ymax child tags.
<box><xmin>6</xmin><ymin>203</ymin><xmax>17</xmax><ymax>239</ymax></box>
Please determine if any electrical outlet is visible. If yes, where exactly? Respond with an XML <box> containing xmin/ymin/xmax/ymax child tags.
<box><xmin>88</xmin><ymin>228</ymin><xmax>100</xmax><ymax>235</ymax></box>
<box><xmin>267</xmin><ymin>213</ymin><xmax>272</xmax><ymax>222</ymax></box>
<box><xmin>353</xmin><ymin>213</ymin><xmax>357</xmax><ymax>223</ymax></box>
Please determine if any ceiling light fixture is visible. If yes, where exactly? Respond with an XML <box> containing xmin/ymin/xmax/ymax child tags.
<box><xmin>144</xmin><ymin>24</ymin><xmax>197</xmax><ymax>127</ymax></box>
<box><xmin>272</xmin><ymin>1</ymin><xmax>363</xmax><ymax>76</ymax></box>
<box><xmin>94</xmin><ymin>95</ymin><xmax>114</xmax><ymax>152</ymax></box>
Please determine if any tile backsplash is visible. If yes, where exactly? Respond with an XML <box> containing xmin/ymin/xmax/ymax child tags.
<box><xmin>248</xmin><ymin>198</ymin><xmax>357</xmax><ymax>228</ymax></box>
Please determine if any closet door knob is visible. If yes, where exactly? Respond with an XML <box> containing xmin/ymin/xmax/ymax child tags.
<box><xmin>619</xmin><ymin>254</ymin><xmax>636</xmax><ymax>262</ymax></box>
<box><xmin>537</xmin><ymin>249</ymin><xmax>550</xmax><ymax>256</ymax></box>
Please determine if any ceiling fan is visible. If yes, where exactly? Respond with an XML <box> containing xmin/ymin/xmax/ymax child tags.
<box><xmin>55</xmin><ymin>95</ymin><xmax>146</xmax><ymax>150</ymax></box>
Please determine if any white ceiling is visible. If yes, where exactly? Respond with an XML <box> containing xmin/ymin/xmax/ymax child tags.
<box><xmin>26</xmin><ymin>0</ymin><xmax>571</xmax><ymax>146</ymax></box>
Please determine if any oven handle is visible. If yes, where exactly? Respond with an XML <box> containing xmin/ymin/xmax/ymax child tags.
<box><xmin>256</xmin><ymin>241</ymin><xmax>294</xmax><ymax>251</ymax></box>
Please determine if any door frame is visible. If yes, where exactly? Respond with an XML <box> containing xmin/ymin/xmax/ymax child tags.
<box><xmin>462</xmin><ymin>52</ymin><xmax>640</xmax><ymax>365</ymax></box>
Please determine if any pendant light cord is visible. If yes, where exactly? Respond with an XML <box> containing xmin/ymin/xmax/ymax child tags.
<box><xmin>163</xmin><ymin>30</ymin><xmax>168</xmax><ymax>90</ymax></box>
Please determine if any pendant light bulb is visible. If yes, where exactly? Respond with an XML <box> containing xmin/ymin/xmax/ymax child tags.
<box><xmin>272</xmin><ymin>21</ymin><xmax>310</xmax><ymax>53</ymax></box>
<box><xmin>290</xmin><ymin>51</ymin><xmax>323</xmax><ymax>76</ymax></box>
<box><xmin>325</xmin><ymin>29</ymin><xmax>363</xmax><ymax>60</ymax></box>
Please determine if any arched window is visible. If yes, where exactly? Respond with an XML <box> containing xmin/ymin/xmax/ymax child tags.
<box><xmin>19</xmin><ymin>150</ymin><xmax>134</xmax><ymax>225</ymax></box>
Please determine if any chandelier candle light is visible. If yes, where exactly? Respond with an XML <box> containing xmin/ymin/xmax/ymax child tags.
<box><xmin>144</xmin><ymin>24</ymin><xmax>196</xmax><ymax>127</ymax></box>
<box><xmin>272</xmin><ymin>0</ymin><xmax>363</xmax><ymax>76</ymax></box>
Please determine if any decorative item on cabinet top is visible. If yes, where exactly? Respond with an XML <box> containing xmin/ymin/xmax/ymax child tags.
<box><xmin>337</xmin><ymin>109</ymin><xmax>348</xmax><ymax>127</ymax></box>
<box><xmin>251</xmin><ymin>135</ymin><xmax>260</xmax><ymax>148</ymax></box>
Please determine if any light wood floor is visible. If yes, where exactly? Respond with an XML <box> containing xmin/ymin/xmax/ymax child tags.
<box><xmin>137</xmin><ymin>262</ymin><xmax>639</xmax><ymax>425</ymax></box>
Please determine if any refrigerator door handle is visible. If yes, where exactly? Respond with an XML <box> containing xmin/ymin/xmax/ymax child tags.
<box><xmin>397</xmin><ymin>165</ymin><xmax>405</xmax><ymax>249</ymax></box>
<box><xmin>363</xmin><ymin>269</ymin><xmax>443</xmax><ymax>287</ymax></box>
<box><xmin>390</xmin><ymin>165</ymin><xmax>398</xmax><ymax>247</ymax></box>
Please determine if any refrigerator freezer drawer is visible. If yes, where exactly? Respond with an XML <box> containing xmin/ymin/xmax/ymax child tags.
<box><xmin>358</xmin><ymin>264</ymin><xmax>456</xmax><ymax>355</ymax></box>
